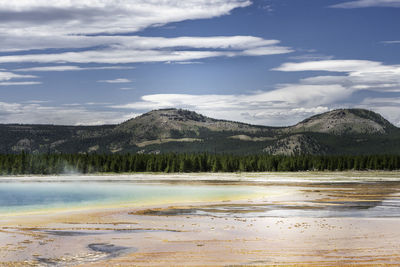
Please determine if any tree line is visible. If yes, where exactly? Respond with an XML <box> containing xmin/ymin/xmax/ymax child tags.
<box><xmin>0</xmin><ymin>153</ymin><xmax>399</xmax><ymax>175</ymax></box>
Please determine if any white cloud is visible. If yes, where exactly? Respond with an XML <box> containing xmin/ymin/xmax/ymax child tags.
<box><xmin>0</xmin><ymin>81</ymin><xmax>41</xmax><ymax>86</ymax></box>
<box><xmin>85</xmin><ymin>102</ymin><xmax>113</xmax><ymax>105</ymax></box>
<box><xmin>359</xmin><ymin>98</ymin><xmax>400</xmax><ymax>126</ymax></box>
<box><xmin>331</xmin><ymin>0</ymin><xmax>400</xmax><ymax>8</ymax></box>
<box><xmin>107</xmin><ymin>58</ymin><xmax>400</xmax><ymax>126</ymax></box>
<box><xmin>109</xmin><ymin>86</ymin><xmax>341</xmax><ymax>126</ymax></box>
<box><xmin>0</xmin><ymin>1</ymin><xmax>292</xmax><ymax>66</ymax></box>
<box><xmin>271</xmin><ymin>59</ymin><xmax>400</xmax><ymax>126</ymax></box>
<box><xmin>98</xmin><ymin>78</ymin><xmax>132</xmax><ymax>84</ymax></box>
<box><xmin>14</xmin><ymin>65</ymin><xmax>135</xmax><ymax>72</ymax></box>
<box><xmin>362</xmin><ymin>97</ymin><xmax>400</xmax><ymax>105</ymax></box>
<box><xmin>0</xmin><ymin>0</ymin><xmax>251</xmax><ymax>36</ymax></box>
<box><xmin>0</xmin><ymin>35</ymin><xmax>281</xmax><ymax>53</ymax></box>
<box><xmin>0</xmin><ymin>71</ymin><xmax>36</xmax><ymax>81</ymax></box>
<box><xmin>274</xmin><ymin>59</ymin><xmax>400</xmax><ymax>93</ymax></box>
<box><xmin>274</xmin><ymin>60</ymin><xmax>382</xmax><ymax>72</ymax></box>
<box><xmin>0</xmin><ymin>36</ymin><xmax>293</xmax><ymax>64</ymax></box>
<box><xmin>0</xmin><ymin>70</ymin><xmax>39</xmax><ymax>86</ymax></box>
<box><xmin>0</xmin><ymin>49</ymin><xmax>275</xmax><ymax>64</ymax></box>
<box><xmin>165</xmin><ymin>61</ymin><xmax>204</xmax><ymax>65</ymax></box>
<box><xmin>382</xmin><ymin>40</ymin><xmax>400</xmax><ymax>44</ymax></box>
<box><xmin>0</xmin><ymin>101</ymin><xmax>139</xmax><ymax>125</ymax></box>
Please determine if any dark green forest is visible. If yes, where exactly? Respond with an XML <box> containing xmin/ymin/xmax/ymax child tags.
<box><xmin>0</xmin><ymin>153</ymin><xmax>399</xmax><ymax>175</ymax></box>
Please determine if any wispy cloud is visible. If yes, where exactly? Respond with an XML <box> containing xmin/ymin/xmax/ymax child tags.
<box><xmin>381</xmin><ymin>40</ymin><xmax>400</xmax><ymax>44</ymax></box>
<box><xmin>289</xmin><ymin>54</ymin><xmax>334</xmax><ymax>61</ymax></box>
<box><xmin>62</xmin><ymin>103</ymin><xmax>82</xmax><ymax>107</ymax></box>
<box><xmin>165</xmin><ymin>61</ymin><xmax>204</xmax><ymax>65</ymax></box>
<box><xmin>359</xmin><ymin>98</ymin><xmax>400</xmax><ymax>126</ymax></box>
<box><xmin>273</xmin><ymin>59</ymin><xmax>382</xmax><ymax>72</ymax></box>
<box><xmin>0</xmin><ymin>101</ymin><xmax>139</xmax><ymax>125</ymax></box>
<box><xmin>85</xmin><ymin>102</ymin><xmax>113</xmax><ymax>105</ymax></box>
<box><xmin>98</xmin><ymin>78</ymin><xmax>132</xmax><ymax>84</ymax></box>
<box><xmin>331</xmin><ymin>0</ymin><xmax>400</xmax><ymax>8</ymax></box>
<box><xmin>14</xmin><ymin>65</ymin><xmax>135</xmax><ymax>72</ymax></box>
<box><xmin>0</xmin><ymin>33</ymin><xmax>281</xmax><ymax>53</ymax></box>
<box><xmin>0</xmin><ymin>71</ymin><xmax>36</xmax><ymax>81</ymax></box>
<box><xmin>0</xmin><ymin>81</ymin><xmax>41</xmax><ymax>86</ymax></box>
<box><xmin>0</xmin><ymin>0</ymin><xmax>251</xmax><ymax>36</ymax></box>
<box><xmin>273</xmin><ymin>59</ymin><xmax>400</xmax><ymax>93</ymax></box>
<box><xmin>0</xmin><ymin>36</ymin><xmax>293</xmax><ymax>64</ymax></box>
<box><xmin>272</xmin><ymin>59</ymin><xmax>400</xmax><ymax>125</ymax></box>
<box><xmin>0</xmin><ymin>71</ymin><xmax>39</xmax><ymax>86</ymax></box>
<box><xmin>0</xmin><ymin>1</ymin><xmax>291</xmax><ymax>66</ymax></box>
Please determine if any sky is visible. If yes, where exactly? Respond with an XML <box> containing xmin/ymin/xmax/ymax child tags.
<box><xmin>0</xmin><ymin>0</ymin><xmax>400</xmax><ymax>126</ymax></box>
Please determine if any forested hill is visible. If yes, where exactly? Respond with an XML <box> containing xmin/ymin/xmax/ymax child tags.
<box><xmin>0</xmin><ymin>108</ymin><xmax>399</xmax><ymax>155</ymax></box>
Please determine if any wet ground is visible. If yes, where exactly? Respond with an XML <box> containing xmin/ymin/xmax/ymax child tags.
<box><xmin>1</xmin><ymin>172</ymin><xmax>400</xmax><ymax>266</ymax></box>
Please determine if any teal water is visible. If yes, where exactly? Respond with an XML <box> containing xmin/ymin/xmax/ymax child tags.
<box><xmin>0</xmin><ymin>181</ymin><xmax>266</xmax><ymax>214</ymax></box>
<box><xmin>3</xmin><ymin>175</ymin><xmax>400</xmax><ymax>218</ymax></box>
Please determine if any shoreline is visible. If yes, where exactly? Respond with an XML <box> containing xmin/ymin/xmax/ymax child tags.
<box><xmin>1</xmin><ymin>170</ymin><xmax>400</xmax><ymax>182</ymax></box>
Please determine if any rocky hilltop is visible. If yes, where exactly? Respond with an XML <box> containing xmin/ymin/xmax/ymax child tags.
<box><xmin>0</xmin><ymin>108</ymin><xmax>399</xmax><ymax>155</ymax></box>
<box><xmin>116</xmin><ymin>108</ymin><xmax>268</xmax><ymax>141</ymax></box>
<box><xmin>289</xmin><ymin>109</ymin><xmax>396</xmax><ymax>135</ymax></box>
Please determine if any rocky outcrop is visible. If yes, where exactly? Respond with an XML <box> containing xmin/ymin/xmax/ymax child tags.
<box><xmin>12</xmin><ymin>138</ymin><xmax>33</xmax><ymax>152</ymax></box>
<box><xmin>263</xmin><ymin>134</ymin><xmax>327</xmax><ymax>156</ymax></box>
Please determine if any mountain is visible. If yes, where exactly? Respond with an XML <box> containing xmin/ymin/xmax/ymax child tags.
<box><xmin>115</xmin><ymin>108</ymin><xmax>269</xmax><ymax>142</ymax></box>
<box><xmin>0</xmin><ymin>108</ymin><xmax>399</xmax><ymax>155</ymax></box>
<box><xmin>289</xmin><ymin>109</ymin><xmax>396</xmax><ymax>135</ymax></box>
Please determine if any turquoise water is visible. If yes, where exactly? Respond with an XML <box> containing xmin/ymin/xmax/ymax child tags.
<box><xmin>0</xmin><ymin>181</ymin><xmax>265</xmax><ymax>214</ymax></box>
<box><xmin>3</xmin><ymin>175</ymin><xmax>400</xmax><ymax>217</ymax></box>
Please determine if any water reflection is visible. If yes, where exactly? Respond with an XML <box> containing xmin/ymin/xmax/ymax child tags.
<box><xmin>133</xmin><ymin>181</ymin><xmax>400</xmax><ymax>218</ymax></box>
<box><xmin>1</xmin><ymin>176</ymin><xmax>400</xmax><ymax>218</ymax></box>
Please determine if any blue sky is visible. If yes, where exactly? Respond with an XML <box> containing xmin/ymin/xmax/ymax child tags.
<box><xmin>0</xmin><ymin>0</ymin><xmax>399</xmax><ymax>126</ymax></box>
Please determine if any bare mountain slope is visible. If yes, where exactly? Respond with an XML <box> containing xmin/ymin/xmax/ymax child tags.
<box><xmin>115</xmin><ymin>108</ymin><xmax>272</xmax><ymax>145</ymax></box>
<box><xmin>0</xmin><ymin>108</ymin><xmax>398</xmax><ymax>155</ymax></box>
<box><xmin>263</xmin><ymin>134</ymin><xmax>328</xmax><ymax>156</ymax></box>
<box><xmin>288</xmin><ymin>109</ymin><xmax>396</xmax><ymax>135</ymax></box>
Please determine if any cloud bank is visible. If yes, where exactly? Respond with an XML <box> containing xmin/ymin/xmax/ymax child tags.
<box><xmin>0</xmin><ymin>101</ymin><xmax>138</xmax><ymax>125</ymax></box>
<box><xmin>0</xmin><ymin>2</ymin><xmax>291</xmax><ymax>66</ymax></box>
<box><xmin>1</xmin><ymin>58</ymin><xmax>399</xmax><ymax>126</ymax></box>
<box><xmin>110</xmin><ymin>59</ymin><xmax>400</xmax><ymax>126</ymax></box>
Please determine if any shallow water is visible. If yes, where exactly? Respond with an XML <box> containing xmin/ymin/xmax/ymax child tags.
<box><xmin>0</xmin><ymin>180</ymin><xmax>270</xmax><ymax>214</ymax></box>
<box><xmin>1</xmin><ymin>173</ymin><xmax>400</xmax><ymax>217</ymax></box>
